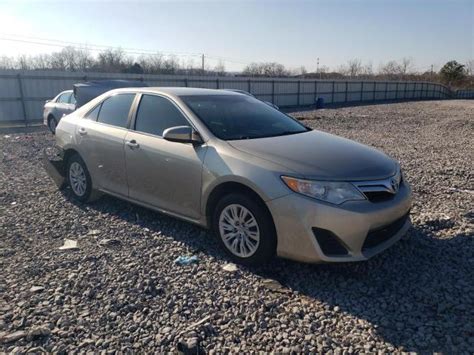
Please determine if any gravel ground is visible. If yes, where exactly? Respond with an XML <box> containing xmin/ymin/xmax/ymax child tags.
<box><xmin>1</xmin><ymin>100</ymin><xmax>473</xmax><ymax>353</ymax></box>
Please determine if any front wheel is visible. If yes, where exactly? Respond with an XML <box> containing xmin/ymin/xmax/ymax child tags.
<box><xmin>212</xmin><ymin>193</ymin><xmax>276</xmax><ymax>266</ymax></box>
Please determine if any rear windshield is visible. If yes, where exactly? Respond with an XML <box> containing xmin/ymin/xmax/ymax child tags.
<box><xmin>181</xmin><ymin>95</ymin><xmax>308</xmax><ymax>140</ymax></box>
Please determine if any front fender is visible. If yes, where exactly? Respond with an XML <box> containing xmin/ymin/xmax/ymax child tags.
<box><xmin>200</xmin><ymin>143</ymin><xmax>294</xmax><ymax>217</ymax></box>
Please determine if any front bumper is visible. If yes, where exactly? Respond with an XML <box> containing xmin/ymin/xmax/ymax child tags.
<box><xmin>267</xmin><ymin>182</ymin><xmax>412</xmax><ymax>263</ymax></box>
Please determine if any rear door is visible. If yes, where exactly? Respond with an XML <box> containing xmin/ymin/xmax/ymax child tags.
<box><xmin>55</xmin><ymin>92</ymin><xmax>75</xmax><ymax>118</ymax></box>
<box><xmin>124</xmin><ymin>94</ymin><xmax>207</xmax><ymax>219</ymax></box>
<box><xmin>75</xmin><ymin>93</ymin><xmax>136</xmax><ymax>196</ymax></box>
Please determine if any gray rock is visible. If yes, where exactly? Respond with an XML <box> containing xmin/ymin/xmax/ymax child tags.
<box><xmin>30</xmin><ymin>286</ymin><xmax>45</xmax><ymax>293</ymax></box>
<box><xmin>0</xmin><ymin>331</ymin><xmax>27</xmax><ymax>344</ymax></box>
<box><xmin>27</xmin><ymin>327</ymin><xmax>51</xmax><ymax>341</ymax></box>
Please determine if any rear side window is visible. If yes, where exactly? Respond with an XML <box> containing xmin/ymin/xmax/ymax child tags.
<box><xmin>135</xmin><ymin>95</ymin><xmax>189</xmax><ymax>136</ymax></box>
<box><xmin>57</xmin><ymin>92</ymin><xmax>72</xmax><ymax>103</ymax></box>
<box><xmin>86</xmin><ymin>104</ymin><xmax>101</xmax><ymax>120</ymax></box>
<box><xmin>97</xmin><ymin>94</ymin><xmax>135</xmax><ymax>128</ymax></box>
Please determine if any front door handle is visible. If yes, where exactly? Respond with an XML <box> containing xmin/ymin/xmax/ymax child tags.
<box><xmin>78</xmin><ymin>127</ymin><xmax>87</xmax><ymax>135</ymax></box>
<box><xmin>125</xmin><ymin>140</ymin><xmax>139</xmax><ymax>149</ymax></box>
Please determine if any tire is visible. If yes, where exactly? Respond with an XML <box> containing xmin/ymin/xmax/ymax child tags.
<box><xmin>212</xmin><ymin>193</ymin><xmax>276</xmax><ymax>266</ymax></box>
<box><xmin>66</xmin><ymin>154</ymin><xmax>93</xmax><ymax>202</ymax></box>
<box><xmin>48</xmin><ymin>116</ymin><xmax>57</xmax><ymax>134</ymax></box>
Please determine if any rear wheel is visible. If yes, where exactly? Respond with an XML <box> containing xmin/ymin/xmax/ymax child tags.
<box><xmin>212</xmin><ymin>193</ymin><xmax>276</xmax><ymax>266</ymax></box>
<box><xmin>67</xmin><ymin>154</ymin><xmax>93</xmax><ymax>202</ymax></box>
<box><xmin>48</xmin><ymin>116</ymin><xmax>57</xmax><ymax>134</ymax></box>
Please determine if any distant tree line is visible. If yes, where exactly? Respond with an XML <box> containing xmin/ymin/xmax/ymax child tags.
<box><xmin>0</xmin><ymin>47</ymin><xmax>472</xmax><ymax>88</ymax></box>
<box><xmin>0</xmin><ymin>47</ymin><xmax>227</xmax><ymax>76</ymax></box>
<box><xmin>241</xmin><ymin>58</ymin><xmax>474</xmax><ymax>89</ymax></box>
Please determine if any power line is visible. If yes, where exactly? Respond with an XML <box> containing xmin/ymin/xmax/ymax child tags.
<box><xmin>0</xmin><ymin>36</ymin><xmax>202</xmax><ymax>59</ymax></box>
<box><xmin>0</xmin><ymin>33</ymin><xmax>203</xmax><ymax>57</ymax></box>
<box><xmin>0</xmin><ymin>33</ymin><xmax>253</xmax><ymax>66</ymax></box>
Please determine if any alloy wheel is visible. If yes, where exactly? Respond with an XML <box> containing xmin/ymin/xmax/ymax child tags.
<box><xmin>69</xmin><ymin>162</ymin><xmax>87</xmax><ymax>196</ymax></box>
<box><xmin>218</xmin><ymin>204</ymin><xmax>260</xmax><ymax>258</ymax></box>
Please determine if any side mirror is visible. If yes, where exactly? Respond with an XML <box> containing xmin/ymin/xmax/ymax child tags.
<box><xmin>163</xmin><ymin>126</ymin><xmax>202</xmax><ymax>144</ymax></box>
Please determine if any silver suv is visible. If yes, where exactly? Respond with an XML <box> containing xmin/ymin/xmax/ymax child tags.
<box><xmin>52</xmin><ymin>87</ymin><xmax>412</xmax><ymax>265</ymax></box>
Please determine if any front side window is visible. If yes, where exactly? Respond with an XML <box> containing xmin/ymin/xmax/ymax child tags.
<box><xmin>181</xmin><ymin>95</ymin><xmax>308</xmax><ymax>140</ymax></box>
<box><xmin>57</xmin><ymin>92</ymin><xmax>72</xmax><ymax>103</ymax></box>
<box><xmin>135</xmin><ymin>95</ymin><xmax>190</xmax><ymax>136</ymax></box>
<box><xmin>97</xmin><ymin>94</ymin><xmax>135</xmax><ymax>128</ymax></box>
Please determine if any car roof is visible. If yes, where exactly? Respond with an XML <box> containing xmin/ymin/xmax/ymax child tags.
<box><xmin>222</xmin><ymin>89</ymin><xmax>254</xmax><ymax>96</ymax></box>
<box><xmin>109</xmin><ymin>87</ymin><xmax>241</xmax><ymax>97</ymax></box>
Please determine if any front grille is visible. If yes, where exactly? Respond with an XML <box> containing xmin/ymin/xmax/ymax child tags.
<box><xmin>363</xmin><ymin>191</ymin><xmax>395</xmax><ymax>203</ymax></box>
<box><xmin>312</xmin><ymin>228</ymin><xmax>349</xmax><ymax>256</ymax></box>
<box><xmin>362</xmin><ymin>213</ymin><xmax>409</xmax><ymax>251</ymax></box>
<box><xmin>354</xmin><ymin>173</ymin><xmax>403</xmax><ymax>203</ymax></box>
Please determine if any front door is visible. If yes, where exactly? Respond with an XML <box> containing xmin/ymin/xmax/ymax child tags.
<box><xmin>124</xmin><ymin>94</ymin><xmax>206</xmax><ymax>220</ymax></box>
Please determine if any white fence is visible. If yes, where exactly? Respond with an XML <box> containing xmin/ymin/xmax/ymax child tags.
<box><xmin>0</xmin><ymin>69</ymin><xmax>460</xmax><ymax>124</ymax></box>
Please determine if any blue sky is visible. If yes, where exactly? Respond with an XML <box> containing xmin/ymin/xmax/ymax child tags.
<box><xmin>0</xmin><ymin>0</ymin><xmax>472</xmax><ymax>72</ymax></box>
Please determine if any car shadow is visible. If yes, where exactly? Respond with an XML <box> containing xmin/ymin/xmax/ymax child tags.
<box><xmin>63</xmin><ymin>189</ymin><xmax>472</xmax><ymax>353</ymax></box>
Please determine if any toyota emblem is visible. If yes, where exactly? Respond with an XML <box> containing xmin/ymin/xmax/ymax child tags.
<box><xmin>390</xmin><ymin>178</ymin><xmax>399</xmax><ymax>193</ymax></box>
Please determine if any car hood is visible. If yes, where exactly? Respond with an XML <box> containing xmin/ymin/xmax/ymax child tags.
<box><xmin>228</xmin><ymin>130</ymin><xmax>398</xmax><ymax>181</ymax></box>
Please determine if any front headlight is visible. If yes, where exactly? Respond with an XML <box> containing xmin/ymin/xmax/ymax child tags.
<box><xmin>281</xmin><ymin>176</ymin><xmax>366</xmax><ymax>205</ymax></box>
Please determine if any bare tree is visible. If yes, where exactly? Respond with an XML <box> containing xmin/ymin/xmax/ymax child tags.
<box><xmin>319</xmin><ymin>65</ymin><xmax>329</xmax><ymax>74</ymax></box>
<box><xmin>242</xmin><ymin>62</ymin><xmax>290</xmax><ymax>77</ymax></box>
<box><xmin>299</xmin><ymin>66</ymin><xmax>307</xmax><ymax>76</ymax></box>
<box><xmin>0</xmin><ymin>56</ymin><xmax>15</xmax><ymax>69</ymax></box>
<box><xmin>214</xmin><ymin>60</ymin><xmax>226</xmax><ymax>76</ymax></box>
<box><xmin>138</xmin><ymin>53</ymin><xmax>164</xmax><ymax>74</ymax></box>
<box><xmin>465</xmin><ymin>59</ymin><xmax>474</xmax><ymax>76</ymax></box>
<box><xmin>379</xmin><ymin>58</ymin><xmax>414</xmax><ymax>79</ymax></box>
<box><xmin>349</xmin><ymin>58</ymin><xmax>363</xmax><ymax>77</ymax></box>
<box><xmin>400</xmin><ymin>57</ymin><xmax>414</xmax><ymax>75</ymax></box>
<box><xmin>17</xmin><ymin>55</ymin><xmax>33</xmax><ymax>70</ymax></box>
<box><xmin>30</xmin><ymin>54</ymin><xmax>52</xmax><ymax>70</ymax></box>
<box><xmin>97</xmin><ymin>48</ymin><xmax>130</xmax><ymax>72</ymax></box>
<box><xmin>379</xmin><ymin>60</ymin><xmax>401</xmax><ymax>76</ymax></box>
<box><xmin>161</xmin><ymin>55</ymin><xmax>180</xmax><ymax>74</ymax></box>
<box><xmin>75</xmin><ymin>48</ymin><xmax>94</xmax><ymax>71</ymax></box>
<box><xmin>364</xmin><ymin>62</ymin><xmax>373</xmax><ymax>75</ymax></box>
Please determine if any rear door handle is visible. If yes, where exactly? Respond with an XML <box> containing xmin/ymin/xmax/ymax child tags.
<box><xmin>125</xmin><ymin>140</ymin><xmax>139</xmax><ymax>149</ymax></box>
<box><xmin>78</xmin><ymin>127</ymin><xmax>87</xmax><ymax>135</ymax></box>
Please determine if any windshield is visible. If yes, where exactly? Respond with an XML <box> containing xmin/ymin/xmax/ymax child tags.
<box><xmin>181</xmin><ymin>95</ymin><xmax>308</xmax><ymax>140</ymax></box>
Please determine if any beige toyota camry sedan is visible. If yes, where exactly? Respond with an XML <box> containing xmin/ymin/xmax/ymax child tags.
<box><xmin>54</xmin><ymin>87</ymin><xmax>412</xmax><ymax>265</ymax></box>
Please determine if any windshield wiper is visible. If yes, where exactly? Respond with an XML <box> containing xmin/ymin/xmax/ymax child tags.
<box><xmin>227</xmin><ymin>130</ymin><xmax>307</xmax><ymax>141</ymax></box>
<box><xmin>266</xmin><ymin>130</ymin><xmax>307</xmax><ymax>138</ymax></box>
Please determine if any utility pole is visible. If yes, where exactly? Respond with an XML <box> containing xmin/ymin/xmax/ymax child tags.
<box><xmin>202</xmin><ymin>54</ymin><xmax>205</xmax><ymax>74</ymax></box>
<box><xmin>430</xmin><ymin>64</ymin><xmax>433</xmax><ymax>80</ymax></box>
<box><xmin>316</xmin><ymin>57</ymin><xmax>319</xmax><ymax>79</ymax></box>
<box><xmin>317</xmin><ymin>57</ymin><xmax>322</xmax><ymax>80</ymax></box>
